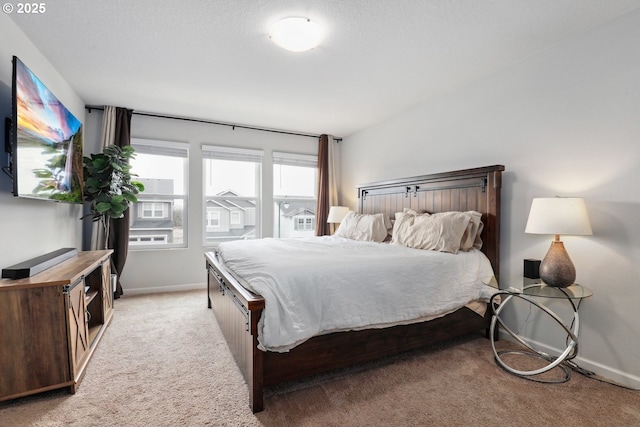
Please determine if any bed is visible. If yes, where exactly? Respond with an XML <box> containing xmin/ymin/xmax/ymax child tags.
<box><xmin>205</xmin><ymin>164</ymin><xmax>504</xmax><ymax>412</ymax></box>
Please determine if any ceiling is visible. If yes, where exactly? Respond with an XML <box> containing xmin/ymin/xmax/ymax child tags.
<box><xmin>9</xmin><ymin>0</ymin><xmax>640</xmax><ymax>138</ymax></box>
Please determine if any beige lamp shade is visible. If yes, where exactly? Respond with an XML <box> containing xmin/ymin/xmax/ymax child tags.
<box><xmin>525</xmin><ymin>197</ymin><xmax>592</xmax><ymax>288</ymax></box>
<box><xmin>525</xmin><ymin>197</ymin><xmax>592</xmax><ymax>236</ymax></box>
<box><xmin>327</xmin><ymin>206</ymin><xmax>349</xmax><ymax>224</ymax></box>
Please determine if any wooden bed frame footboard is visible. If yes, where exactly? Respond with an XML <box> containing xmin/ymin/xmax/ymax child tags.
<box><xmin>205</xmin><ymin>165</ymin><xmax>504</xmax><ymax>413</ymax></box>
<box><xmin>206</xmin><ymin>256</ymin><xmax>265</xmax><ymax>411</ymax></box>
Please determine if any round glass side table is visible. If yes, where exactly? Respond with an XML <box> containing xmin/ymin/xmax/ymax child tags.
<box><xmin>489</xmin><ymin>281</ymin><xmax>593</xmax><ymax>383</ymax></box>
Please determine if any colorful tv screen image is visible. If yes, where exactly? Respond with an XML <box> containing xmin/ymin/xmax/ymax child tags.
<box><xmin>13</xmin><ymin>57</ymin><xmax>83</xmax><ymax>203</ymax></box>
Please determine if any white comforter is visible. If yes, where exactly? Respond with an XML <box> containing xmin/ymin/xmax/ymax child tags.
<box><xmin>215</xmin><ymin>236</ymin><xmax>496</xmax><ymax>352</ymax></box>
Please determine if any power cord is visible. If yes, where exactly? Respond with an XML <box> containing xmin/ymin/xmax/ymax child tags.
<box><xmin>565</xmin><ymin>359</ymin><xmax>637</xmax><ymax>390</ymax></box>
<box><xmin>559</xmin><ymin>296</ymin><xmax>637</xmax><ymax>390</ymax></box>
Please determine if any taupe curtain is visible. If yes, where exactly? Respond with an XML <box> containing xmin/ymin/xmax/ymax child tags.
<box><xmin>90</xmin><ymin>107</ymin><xmax>116</xmax><ymax>250</ymax></box>
<box><xmin>315</xmin><ymin>134</ymin><xmax>338</xmax><ymax>236</ymax></box>
<box><xmin>90</xmin><ymin>106</ymin><xmax>133</xmax><ymax>299</ymax></box>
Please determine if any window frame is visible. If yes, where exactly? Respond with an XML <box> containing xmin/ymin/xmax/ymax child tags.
<box><xmin>273</xmin><ymin>151</ymin><xmax>318</xmax><ymax>239</ymax></box>
<box><xmin>202</xmin><ymin>145</ymin><xmax>263</xmax><ymax>246</ymax></box>
<box><xmin>129</xmin><ymin>138</ymin><xmax>189</xmax><ymax>250</ymax></box>
<box><xmin>129</xmin><ymin>234</ymin><xmax>168</xmax><ymax>245</ymax></box>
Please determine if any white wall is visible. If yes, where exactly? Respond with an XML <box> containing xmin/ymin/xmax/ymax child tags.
<box><xmin>0</xmin><ymin>14</ymin><xmax>85</xmax><ymax>269</ymax></box>
<box><xmin>340</xmin><ymin>9</ymin><xmax>640</xmax><ymax>388</ymax></box>
<box><xmin>84</xmin><ymin>111</ymin><xmax>317</xmax><ymax>294</ymax></box>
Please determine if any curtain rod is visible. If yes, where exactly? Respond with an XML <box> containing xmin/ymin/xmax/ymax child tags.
<box><xmin>85</xmin><ymin>105</ymin><xmax>342</xmax><ymax>142</ymax></box>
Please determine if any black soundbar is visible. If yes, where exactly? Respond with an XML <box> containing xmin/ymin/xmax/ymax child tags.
<box><xmin>2</xmin><ymin>248</ymin><xmax>78</xmax><ymax>279</ymax></box>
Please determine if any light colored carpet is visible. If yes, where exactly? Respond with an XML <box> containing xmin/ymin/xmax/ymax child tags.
<box><xmin>1</xmin><ymin>289</ymin><xmax>638</xmax><ymax>427</ymax></box>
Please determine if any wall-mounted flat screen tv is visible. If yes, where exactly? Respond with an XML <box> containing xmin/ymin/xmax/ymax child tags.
<box><xmin>11</xmin><ymin>56</ymin><xmax>83</xmax><ymax>203</ymax></box>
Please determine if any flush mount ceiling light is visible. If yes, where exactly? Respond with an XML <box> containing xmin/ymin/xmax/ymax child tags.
<box><xmin>269</xmin><ymin>17</ymin><xmax>324</xmax><ymax>52</ymax></box>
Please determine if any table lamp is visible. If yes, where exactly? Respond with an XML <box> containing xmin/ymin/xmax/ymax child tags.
<box><xmin>327</xmin><ymin>206</ymin><xmax>349</xmax><ymax>224</ymax></box>
<box><xmin>524</xmin><ymin>197</ymin><xmax>592</xmax><ymax>287</ymax></box>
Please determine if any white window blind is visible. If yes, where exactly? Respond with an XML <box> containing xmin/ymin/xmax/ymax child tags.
<box><xmin>202</xmin><ymin>145</ymin><xmax>263</xmax><ymax>162</ymax></box>
<box><xmin>273</xmin><ymin>151</ymin><xmax>317</xmax><ymax>168</ymax></box>
<box><xmin>133</xmin><ymin>139</ymin><xmax>189</xmax><ymax>158</ymax></box>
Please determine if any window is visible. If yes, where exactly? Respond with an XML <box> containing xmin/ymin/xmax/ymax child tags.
<box><xmin>129</xmin><ymin>235</ymin><xmax>168</xmax><ymax>245</ymax></box>
<box><xmin>295</xmin><ymin>217</ymin><xmax>315</xmax><ymax>231</ymax></box>
<box><xmin>273</xmin><ymin>151</ymin><xmax>317</xmax><ymax>238</ymax></box>
<box><xmin>140</xmin><ymin>202</ymin><xmax>168</xmax><ymax>219</ymax></box>
<box><xmin>203</xmin><ymin>145</ymin><xmax>262</xmax><ymax>244</ymax></box>
<box><xmin>206</xmin><ymin>210</ymin><xmax>220</xmax><ymax>229</ymax></box>
<box><xmin>230</xmin><ymin>211</ymin><xmax>241</xmax><ymax>225</ymax></box>
<box><xmin>129</xmin><ymin>139</ymin><xmax>189</xmax><ymax>249</ymax></box>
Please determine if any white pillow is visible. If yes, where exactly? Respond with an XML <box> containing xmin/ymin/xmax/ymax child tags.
<box><xmin>391</xmin><ymin>211</ymin><xmax>471</xmax><ymax>253</ymax></box>
<box><xmin>382</xmin><ymin>214</ymin><xmax>393</xmax><ymax>232</ymax></box>
<box><xmin>430</xmin><ymin>211</ymin><xmax>484</xmax><ymax>252</ymax></box>
<box><xmin>335</xmin><ymin>211</ymin><xmax>389</xmax><ymax>243</ymax></box>
<box><xmin>403</xmin><ymin>207</ymin><xmax>420</xmax><ymax>215</ymax></box>
<box><xmin>457</xmin><ymin>211</ymin><xmax>484</xmax><ymax>251</ymax></box>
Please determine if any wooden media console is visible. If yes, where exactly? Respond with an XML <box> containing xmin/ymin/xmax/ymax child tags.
<box><xmin>0</xmin><ymin>250</ymin><xmax>114</xmax><ymax>402</ymax></box>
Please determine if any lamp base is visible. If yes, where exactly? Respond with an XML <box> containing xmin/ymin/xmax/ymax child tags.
<box><xmin>539</xmin><ymin>240</ymin><xmax>576</xmax><ymax>288</ymax></box>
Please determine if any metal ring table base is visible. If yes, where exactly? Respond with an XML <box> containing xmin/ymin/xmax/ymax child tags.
<box><xmin>494</xmin><ymin>349</ymin><xmax>571</xmax><ymax>383</ymax></box>
<box><xmin>490</xmin><ymin>292</ymin><xmax>579</xmax><ymax>383</ymax></box>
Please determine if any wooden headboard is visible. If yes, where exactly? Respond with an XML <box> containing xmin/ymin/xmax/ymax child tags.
<box><xmin>356</xmin><ymin>165</ymin><xmax>504</xmax><ymax>282</ymax></box>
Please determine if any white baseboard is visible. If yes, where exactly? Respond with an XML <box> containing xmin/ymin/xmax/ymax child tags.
<box><xmin>123</xmin><ymin>282</ymin><xmax>207</xmax><ymax>296</ymax></box>
<box><xmin>498</xmin><ymin>330</ymin><xmax>640</xmax><ymax>390</ymax></box>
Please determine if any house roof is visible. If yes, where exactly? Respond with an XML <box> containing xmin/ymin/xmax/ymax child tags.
<box><xmin>278</xmin><ymin>200</ymin><xmax>316</xmax><ymax>217</ymax></box>
<box><xmin>283</xmin><ymin>207</ymin><xmax>315</xmax><ymax>218</ymax></box>
<box><xmin>207</xmin><ymin>200</ymin><xmax>235</xmax><ymax>211</ymax></box>
<box><xmin>206</xmin><ymin>198</ymin><xmax>256</xmax><ymax>210</ymax></box>
<box><xmin>207</xmin><ymin>190</ymin><xmax>256</xmax><ymax>210</ymax></box>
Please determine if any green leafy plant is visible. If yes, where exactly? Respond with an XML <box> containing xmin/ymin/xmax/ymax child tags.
<box><xmin>82</xmin><ymin>145</ymin><xmax>144</xmax><ymax>246</ymax></box>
